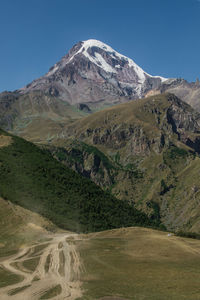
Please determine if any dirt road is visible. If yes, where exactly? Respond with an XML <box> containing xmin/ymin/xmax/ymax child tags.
<box><xmin>0</xmin><ymin>233</ymin><xmax>83</xmax><ymax>300</ymax></box>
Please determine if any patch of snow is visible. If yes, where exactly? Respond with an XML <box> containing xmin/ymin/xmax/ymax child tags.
<box><xmin>94</xmin><ymin>52</ymin><xmax>116</xmax><ymax>73</ymax></box>
<box><xmin>160</xmin><ymin>76</ymin><xmax>168</xmax><ymax>82</ymax></box>
<box><xmin>145</xmin><ymin>72</ymin><xmax>168</xmax><ymax>82</ymax></box>
<box><xmin>111</xmin><ymin>54</ymin><xmax>118</xmax><ymax>60</ymax></box>
<box><xmin>46</xmin><ymin>64</ymin><xmax>59</xmax><ymax>77</ymax></box>
<box><xmin>115</xmin><ymin>64</ymin><xmax>121</xmax><ymax>68</ymax></box>
<box><xmin>82</xmin><ymin>50</ymin><xmax>117</xmax><ymax>73</ymax></box>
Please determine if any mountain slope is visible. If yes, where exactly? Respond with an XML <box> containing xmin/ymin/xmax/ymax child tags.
<box><xmin>0</xmin><ymin>196</ymin><xmax>56</xmax><ymax>257</ymax></box>
<box><xmin>50</xmin><ymin>93</ymin><xmax>200</xmax><ymax>233</ymax></box>
<box><xmin>0</xmin><ymin>129</ymin><xmax>158</xmax><ymax>233</ymax></box>
<box><xmin>160</xmin><ymin>78</ymin><xmax>200</xmax><ymax>112</ymax></box>
<box><xmin>0</xmin><ymin>90</ymin><xmax>88</xmax><ymax>142</ymax></box>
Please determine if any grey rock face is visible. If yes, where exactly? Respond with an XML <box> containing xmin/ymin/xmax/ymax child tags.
<box><xmin>160</xmin><ymin>78</ymin><xmax>200</xmax><ymax>112</ymax></box>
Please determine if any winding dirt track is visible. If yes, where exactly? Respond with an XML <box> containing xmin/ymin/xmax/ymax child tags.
<box><xmin>0</xmin><ymin>233</ymin><xmax>83</xmax><ymax>300</ymax></box>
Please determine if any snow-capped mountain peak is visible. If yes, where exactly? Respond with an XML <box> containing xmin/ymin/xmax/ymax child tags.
<box><xmin>20</xmin><ymin>39</ymin><xmax>169</xmax><ymax>104</ymax></box>
<box><xmin>68</xmin><ymin>40</ymin><xmax>118</xmax><ymax>74</ymax></box>
<box><xmin>67</xmin><ymin>39</ymin><xmax>167</xmax><ymax>84</ymax></box>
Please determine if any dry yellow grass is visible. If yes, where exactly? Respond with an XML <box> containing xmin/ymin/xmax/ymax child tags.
<box><xmin>77</xmin><ymin>227</ymin><xmax>200</xmax><ymax>300</ymax></box>
<box><xmin>0</xmin><ymin>197</ymin><xmax>56</xmax><ymax>258</ymax></box>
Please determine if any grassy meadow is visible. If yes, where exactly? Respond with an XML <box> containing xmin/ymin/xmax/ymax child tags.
<box><xmin>77</xmin><ymin>227</ymin><xmax>200</xmax><ymax>300</ymax></box>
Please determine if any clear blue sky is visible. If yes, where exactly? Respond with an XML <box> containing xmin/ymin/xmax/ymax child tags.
<box><xmin>0</xmin><ymin>0</ymin><xmax>200</xmax><ymax>92</ymax></box>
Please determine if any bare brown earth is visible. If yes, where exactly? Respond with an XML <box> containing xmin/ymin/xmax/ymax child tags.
<box><xmin>99</xmin><ymin>298</ymin><xmax>128</xmax><ymax>300</ymax></box>
<box><xmin>0</xmin><ymin>135</ymin><xmax>12</xmax><ymax>148</ymax></box>
<box><xmin>0</xmin><ymin>233</ymin><xmax>82</xmax><ymax>300</ymax></box>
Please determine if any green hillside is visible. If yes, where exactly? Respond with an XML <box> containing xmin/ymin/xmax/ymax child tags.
<box><xmin>0</xmin><ymin>129</ymin><xmax>158</xmax><ymax>233</ymax></box>
<box><xmin>51</xmin><ymin>93</ymin><xmax>200</xmax><ymax>233</ymax></box>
